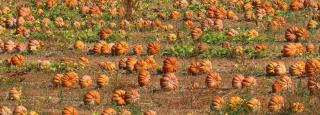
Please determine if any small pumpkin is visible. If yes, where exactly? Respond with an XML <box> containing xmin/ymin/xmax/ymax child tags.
<box><xmin>232</xmin><ymin>74</ymin><xmax>244</xmax><ymax>89</ymax></box>
<box><xmin>187</xmin><ymin>60</ymin><xmax>200</xmax><ymax>75</ymax></box>
<box><xmin>52</xmin><ymin>74</ymin><xmax>63</xmax><ymax>86</ymax></box>
<box><xmin>134</xmin><ymin>59</ymin><xmax>148</xmax><ymax>72</ymax></box>
<box><xmin>306</xmin><ymin>43</ymin><xmax>314</xmax><ymax>53</ymax></box>
<box><xmin>160</xmin><ymin>73</ymin><xmax>179</xmax><ymax>91</ymax></box>
<box><xmin>272</xmin><ymin>75</ymin><xmax>293</xmax><ymax>93</ymax></box>
<box><xmin>8</xmin><ymin>87</ymin><xmax>22</xmax><ymax>101</ymax></box>
<box><xmin>206</xmin><ymin>72</ymin><xmax>222</xmax><ymax>88</ymax></box>
<box><xmin>170</xmin><ymin>11</ymin><xmax>180</xmax><ymax>20</ymax></box>
<box><xmin>84</xmin><ymin>90</ymin><xmax>101</xmax><ymax>105</ymax></box>
<box><xmin>214</xmin><ymin>19</ymin><xmax>223</xmax><ymax>31</ymax></box>
<box><xmin>0</xmin><ymin>106</ymin><xmax>12</xmax><ymax>114</ymax></box>
<box><xmin>145</xmin><ymin>55</ymin><xmax>157</xmax><ymax>70</ymax></box>
<box><xmin>305</xmin><ymin>59</ymin><xmax>320</xmax><ymax>77</ymax></box>
<box><xmin>118</xmin><ymin>58</ymin><xmax>128</xmax><ymax>70</ymax></box>
<box><xmin>62</xmin><ymin>106</ymin><xmax>78</xmax><ymax>115</ymax></box>
<box><xmin>289</xmin><ymin>61</ymin><xmax>305</xmax><ymax>76</ymax></box>
<box><xmin>191</xmin><ymin>28</ymin><xmax>203</xmax><ymax>38</ymax></box>
<box><xmin>112</xmin><ymin>89</ymin><xmax>127</xmax><ymax>105</ymax></box>
<box><xmin>74</xmin><ymin>40</ymin><xmax>85</xmax><ymax>50</ymax></box>
<box><xmin>227</xmin><ymin>10</ymin><xmax>238</xmax><ymax>20</ymax></box>
<box><xmin>247</xmin><ymin>98</ymin><xmax>261</xmax><ymax>111</ymax></box>
<box><xmin>143</xmin><ymin>110</ymin><xmax>156</xmax><ymax>115</ymax></box>
<box><xmin>4</xmin><ymin>40</ymin><xmax>16</xmax><ymax>52</ymax></box>
<box><xmin>100</xmin><ymin>28</ymin><xmax>112</xmax><ymax>40</ymax></box>
<box><xmin>133</xmin><ymin>44</ymin><xmax>144</xmax><ymax>55</ymax></box>
<box><xmin>98</xmin><ymin>61</ymin><xmax>116</xmax><ymax>71</ymax></box>
<box><xmin>125</xmin><ymin>88</ymin><xmax>140</xmax><ymax>104</ymax></box>
<box><xmin>13</xmin><ymin>106</ymin><xmax>27</xmax><ymax>115</ymax></box>
<box><xmin>282</xmin><ymin>43</ymin><xmax>297</xmax><ymax>57</ymax></box>
<box><xmin>242</xmin><ymin>76</ymin><xmax>257</xmax><ymax>88</ymax></box>
<box><xmin>196</xmin><ymin>43</ymin><xmax>209</xmax><ymax>53</ymax></box>
<box><xmin>147</xmin><ymin>42</ymin><xmax>160</xmax><ymax>55</ymax></box>
<box><xmin>308</xmin><ymin>78</ymin><xmax>319</xmax><ymax>94</ymax></box>
<box><xmin>162</xmin><ymin>57</ymin><xmax>179</xmax><ymax>73</ymax></box>
<box><xmin>28</xmin><ymin>40</ymin><xmax>41</xmax><ymax>51</ymax></box>
<box><xmin>126</xmin><ymin>57</ymin><xmax>138</xmax><ymax>72</ymax></box>
<box><xmin>268</xmin><ymin>95</ymin><xmax>284</xmax><ymax>112</ymax></box>
<box><xmin>101</xmin><ymin>107</ymin><xmax>117</xmax><ymax>115</ymax></box>
<box><xmin>97</xmin><ymin>74</ymin><xmax>109</xmax><ymax>88</ymax></box>
<box><xmin>9</xmin><ymin>55</ymin><xmax>24</xmax><ymax>65</ymax></box>
<box><xmin>112</xmin><ymin>41</ymin><xmax>129</xmax><ymax>55</ymax></box>
<box><xmin>211</xmin><ymin>96</ymin><xmax>224</xmax><ymax>111</ymax></box>
<box><xmin>226</xmin><ymin>28</ymin><xmax>239</xmax><ymax>37</ymax></box>
<box><xmin>199</xmin><ymin>59</ymin><xmax>212</xmax><ymax>73</ymax></box>
<box><xmin>79</xmin><ymin>75</ymin><xmax>93</xmax><ymax>88</ymax></box>
<box><xmin>266</xmin><ymin>61</ymin><xmax>286</xmax><ymax>76</ymax></box>
<box><xmin>138</xmin><ymin>70</ymin><xmax>151</xmax><ymax>87</ymax></box>
<box><xmin>62</xmin><ymin>72</ymin><xmax>79</xmax><ymax>88</ymax></box>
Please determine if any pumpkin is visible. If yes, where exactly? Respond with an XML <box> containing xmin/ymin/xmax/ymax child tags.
<box><xmin>147</xmin><ymin>42</ymin><xmax>160</xmax><ymax>55</ymax></box>
<box><xmin>243</xmin><ymin>2</ymin><xmax>253</xmax><ymax>11</ymax></box>
<box><xmin>222</xmin><ymin>42</ymin><xmax>230</xmax><ymax>48</ymax></box>
<box><xmin>4</xmin><ymin>40</ymin><xmax>16</xmax><ymax>52</ymax></box>
<box><xmin>227</xmin><ymin>10</ymin><xmax>238</xmax><ymax>20</ymax></box>
<box><xmin>196</xmin><ymin>43</ymin><xmax>209</xmax><ymax>53</ymax></box>
<box><xmin>98</xmin><ymin>61</ymin><xmax>116</xmax><ymax>71</ymax></box>
<box><xmin>162</xmin><ymin>57</ymin><xmax>178</xmax><ymax>73</ymax></box>
<box><xmin>184</xmin><ymin>20</ymin><xmax>193</xmax><ymax>28</ymax></box>
<box><xmin>52</xmin><ymin>74</ymin><xmax>63</xmax><ymax>86</ymax></box>
<box><xmin>64</xmin><ymin>0</ymin><xmax>77</xmax><ymax>7</ymax></box>
<box><xmin>84</xmin><ymin>90</ymin><xmax>100</xmax><ymax>105</ymax></box>
<box><xmin>97</xmin><ymin>74</ymin><xmax>109</xmax><ymax>88</ymax></box>
<box><xmin>74</xmin><ymin>40</ymin><xmax>85</xmax><ymax>50</ymax></box>
<box><xmin>112</xmin><ymin>41</ymin><xmax>129</xmax><ymax>55</ymax></box>
<box><xmin>233</xmin><ymin>46</ymin><xmax>243</xmax><ymax>56</ymax></box>
<box><xmin>62</xmin><ymin>72</ymin><xmax>78</xmax><ymax>88</ymax></box>
<box><xmin>308</xmin><ymin>78</ymin><xmax>319</xmax><ymax>94</ymax></box>
<box><xmin>160</xmin><ymin>73</ymin><xmax>178</xmax><ymax>91</ymax></box>
<box><xmin>290</xmin><ymin>1</ymin><xmax>303</xmax><ymax>11</ymax></box>
<box><xmin>100</xmin><ymin>28</ymin><xmax>112</xmax><ymax>40</ymax></box>
<box><xmin>134</xmin><ymin>59</ymin><xmax>148</xmax><ymax>72</ymax></box>
<box><xmin>232</xmin><ymin>74</ymin><xmax>244</xmax><ymax>89</ymax></box>
<box><xmin>170</xmin><ymin>11</ymin><xmax>180</xmax><ymax>20</ymax></box>
<box><xmin>118</xmin><ymin>7</ymin><xmax>126</xmax><ymax>17</ymax></box>
<box><xmin>167</xmin><ymin>34</ymin><xmax>177</xmax><ymax>42</ymax></box>
<box><xmin>292</xmin><ymin>102</ymin><xmax>304</xmax><ymax>113</ymax></box>
<box><xmin>306</xmin><ymin>43</ymin><xmax>314</xmax><ymax>53</ymax></box>
<box><xmin>307</xmin><ymin>20</ymin><xmax>318</xmax><ymax>29</ymax></box>
<box><xmin>13</xmin><ymin>106</ymin><xmax>27</xmax><ymax>115</ymax></box>
<box><xmin>145</xmin><ymin>55</ymin><xmax>157</xmax><ymax>70</ymax></box>
<box><xmin>119</xmin><ymin>58</ymin><xmax>128</xmax><ymax>70</ymax></box>
<box><xmin>46</xmin><ymin>0</ymin><xmax>57</xmax><ymax>8</ymax></box>
<box><xmin>191</xmin><ymin>81</ymin><xmax>200</xmax><ymax>89</ymax></box>
<box><xmin>101</xmin><ymin>108</ymin><xmax>117</xmax><ymax>115</ymax></box>
<box><xmin>0</xmin><ymin>106</ymin><xmax>12</xmax><ymax>114</ymax></box>
<box><xmin>191</xmin><ymin>28</ymin><xmax>203</xmax><ymax>38</ymax></box>
<box><xmin>266</xmin><ymin>61</ymin><xmax>286</xmax><ymax>76</ymax></box>
<box><xmin>289</xmin><ymin>61</ymin><xmax>305</xmax><ymax>76</ymax></box>
<box><xmin>305</xmin><ymin>59</ymin><xmax>320</xmax><ymax>77</ymax></box>
<box><xmin>62</xmin><ymin>106</ymin><xmax>78</xmax><ymax>115</ymax></box>
<box><xmin>133</xmin><ymin>45</ymin><xmax>144</xmax><ymax>55</ymax></box>
<box><xmin>9</xmin><ymin>55</ymin><xmax>24</xmax><ymax>65</ymax></box>
<box><xmin>126</xmin><ymin>57</ymin><xmax>138</xmax><ymax>71</ymax></box>
<box><xmin>268</xmin><ymin>16</ymin><xmax>286</xmax><ymax>30</ymax></box>
<box><xmin>256</xmin><ymin>8</ymin><xmax>266</xmax><ymax>20</ymax></box>
<box><xmin>199</xmin><ymin>59</ymin><xmax>212</xmax><ymax>73</ymax></box>
<box><xmin>125</xmin><ymin>88</ymin><xmax>140</xmax><ymax>104</ymax></box>
<box><xmin>18</xmin><ymin>7</ymin><xmax>31</xmax><ymax>17</ymax></box>
<box><xmin>28</xmin><ymin>40</ymin><xmax>41</xmax><ymax>51</ymax></box>
<box><xmin>226</xmin><ymin>28</ymin><xmax>239</xmax><ymax>37</ymax></box>
<box><xmin>272</xmin><ymin>75</ymin><xmax>293</xmax><ymax>93</ymax></box>
<box><xmin>79</xmin><ymin>57</ymin><xmax>89</xmax><ymax>67</ymax></box>
<box><xmin>282</xmin><ymin>43</ymin><xmax>297</xmax><ymax>57</ymax></box>
<box><xmin>211</xmin><ymin>96</ymin><xmax>224</xmax><ymax>111</ymax></box>
<box><xmin>206</xmin><ymin>72</ymin><xmax>222</xmax><ymax>88</ymax></box>
<box><xmin>285</xmin><ymin>26</ymin><xmax>308</xmax><ymax>42</ymax></box>
<box><xmin>255</xmin><ymin>43</ymin><xmax>266</xmax><ymax>50</ymax></box>
<box><xmin>79</xmin><ymin>75</ymin><xmax>93</xmax><ymax>88</ymax></box>
<box><xmin>268</xmin><ymin>95</ymin><xmax>284</xmax><ymax>112</ymax></box>
<box><xmin>9</xmin><ymin>87</ymin><xmax>22</xmax><ymax>101</ymax></box>
<box><xmin>201</xmin><ymin>18</ymin><xmax>214</xmax><ymax>29</ymax></box>
<box><xmin>90</xmin><ymin>6</ymin><xmax>102</xmax><ymax>17</ymax></box>
<box><xmin>187</xmin><ymin>60</ymin><xmax>200</xmax><ymax>75</ymax></box>
<box><xmin>80</xmin><ymin>6</ymin><xmax>90</xmax><ymax>14</ymax></box>
<box><xmin>143</xmin><ymin>110</ymin><xmax>156</xmax><ymax>115</ymax></box>
<box><xmin>242</xmin><ymin>76</ymin><xmax>257</xmax><ymax>88</ymax></box>
<box><xmin>244</xmin><ymin>11</ymin><xmax>253</xmax><ymax>21</ymax></box>
<box><xmin>120</xmin><ymin>109</ymin><xmax>131</xmax><ymax>115</ymax></box>
<box><xmin>214</xmin><ymin>19</ymin><xmax>223</xmax><ymax>31</ymax></box>
<box><xmin>54</xmin><ymin>17</ymin><xmax>65</xmax><ymax>27</ymax></box>
<box><xmin>247</xmin><ymin>98</ymin><xmax>261</xmax><ymax>111</ymax></box>
<box><xmin>184</xmin><ymin>11</ymin><xmax>193</xmax><ymax>20</ymax></box>
<box><xmin>112</xmin><ymin>89</ymin><xmax>127</xmax><ymax>105</ymax></box>
<box><xmin>138</xmin><ymin>70</ymin><xmax>151</xmax><ymax>87</ymax></box>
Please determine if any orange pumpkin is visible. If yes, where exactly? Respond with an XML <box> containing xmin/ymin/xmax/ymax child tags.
<box><xmin>266</xmin><ymin>61</ymin><xmax>287</xmax><ymax>76</ymax></box>
<box><xmin>97</xmin><ymin>74</ymin><xmax>109</xmax><ymax>88</ymax></box>
<box><xmin>305</xmin><ymin>59</ymin><xmax>320</xmax><ymax>77</ymax></box>
<box><xmin>255</xmin><ymin>43</ymin><xmax>267</xmax><ymax>50</ymax></box>
<box><xmin>101</xmin><ymin>107</ymin><xmax>117</xmax><ymax>115</ymax></box>
<box><xmin>133</xmin><ymin>45</ymin><xmax>144</xmax><ymax>55</ymax></box>
<box><xmin>13</xmin><ymin>106</ymin><xmax>27</xmax><ymax>115</ymax></box>
<box><xmin>268</xmin><ymin>95</ymin><xmax>284</xmax><ymax>112</ymax></box>
<box><xmin>118</xmin><ymin>58</ymin><xmax>128</xmax><ymax>70</ymax></box>
<box><xmin>306</xmin><ymin>43</ymin><xmax>314</xmax><ymax>53</ymax></box>
<box><xmin>147</xmin><ymin>42</ymin><xmax>160</xmax><ymax>55</ymax></box>
<box><xmin>74</xmin><ymin>40</ymin><xmax>85</xmax><ymax>50</ymax></box>
<box><xmin>8</xmin><ymin>87</ymin><xmax>21</xmax><ymax>101</ymax></box>
<box><xmin>126</xmin><ymin>57</ymin><xmax>138</xmax><ymax>71</ymax></box>
<box><xmin>98</xmin><ymin>61</ymin><xmax>116</xmax><ymax>71</ymax></box>
<box><xmin>112</xmin><ymin>41</ymin><xmax>129</xmax><ymax>55</ymax></box>
<box><xmin>187</xmin><ymin>60</ymin><xmax>200</xmax><ymax>75</ymax></box>
<box><xmin>64</xmin><ymin>0</ymin><xmax>78</xmax><ymax>7</ymax></box>
<box><xmin>62</xmin><ymin>72</ymin><xmax>79</xmax><ymax>88</ymax></box>
<box><xmin>289</xmin><ymin>61</ymin><xmax>305</xmax><ymax>76</ymax></box>
<box><xmin>226</xmin><ymin>28</ymin><xmax>239</xmax><ymax>37</ymax></box>
<box><xmin>84</xmin><ymin>90</ymin><xmax>100</xmax><ymax>105</ymax></box>
<box><xmin>138</xmin><ymin>70</ymin><xmax>151</xmax><ymax>87</ymax></box>
<box><xmin>308</xmin><ymin>78</ymin><xmax>319</xmax><ymax>94</ymax></box>
<box><xmin>191</xmin><ymin>28</ymin><xmax>203</xmax><ymax>38</ymax></box>
<box><xmin>46</xmin><ymin>0</ymin><xmax>57</xmax><ymax>8</ymax></box>
<box><xmin>62</xmin><ymin>106</ymin><xmax>78</xmax><ymax>115</ymax></box>
<box><xmin>162</xmin><ymin>57</ymin><xmax>179</xmax><ymax>73</ymax></box>
<box><xmin>160</xmin><ymin>73</ymin><xmax>179</xmax><ymax>91</ymax></box>
<box><xmin>52</xmin><ymin>74</ymin><xmax>63</xmax><ymax>87</ymax></box>
<box><xmin>272</xmin><ymin>75</ymin><xmax>293</xmax><ymax>93</ymax></box>
<box><xmin>145</xmin><ymin>55</ymin><xmax>157</xmax><ymax>70</ymax></box>
<box><xmin>4</xmin><ymin>40</ymin><xmax>16</xmax><ymax>52</ymax></box>
<box><xmin>79</xmin><ymin>75</ymin><xmax>93</xmax><ymax>88</ymax></box>
<box><xmin>206</xmin><ymin>72</ymin><xmax>222</xmax><ymax>88</ymax></box>
<box><xmin>214</xmin><ymin>19</ymin><xmax>223</xmax><ymax>31</ymax></box>
<box><xmin>282</xmin><ymin>43</ymin><xmax>297</xmax><ymax>57</ymax></box>
<box><xmin>28</xmin><ymin>40</ymin><xmax>41</xmax><ymax>51</ymax></box>
<box><xmin>134</xmin><ymin>59</ymin><xmax>148</xmax><ymax>72</ymax></box>
<box><xmin>199</xmin><ymin>59</ymin><xmax>212</xmax><ymax>73</ymax></box>
<box><xmin>144</xmin><ymin>110</ymin><xmax>156</xmax><ymax>115</ymax></box>
<box><xmin>80</xmin><ymin>6</ymin><xmax>90</xmax><ymax>14</ymax></box>
<box><xmin>196</xmin><ymin>43</ymin><xmax>209</xmax><ymax>53</ymax></box>
<box><xmin>125</xmin><ymin>88</ymin><xmax>140</xmax><ymax>104</ymax></box>
<box><xmin>9</xmin><ymin>55</ymin><xmax>24</xmax><ymax>65</ymax></box>
<box><xmin>227</xmin><ymin>10</ymin><xmax>238</xmax><ymax>20</ymax></box>
<box><xmin>112</xmin><ymin>89</ymin><xmax>127</xmax><ymax>105</ymax></box>
<box><xmin>290</xmin><ymin>1</ymin><xmax>303</xmax><ymax>11</ymax></box>
<box><xmin>242</xmin><ymin>76</ymin><xmax>257</xmax><ymax>88</ymax></box>
<box><xmin>285</xmin><ymin>26</ymin><xmax>308</xmax><ymax>42</ymax></box>
<box><xmin>211</xmin><ymin>96</ymin><xmax>224</xmax><ymax>110</ymax></box>
<box><xmin>232</xmin><ymin>74</ymin><xmax>244</xmax><ymax>89</ymax></box>
<box><xmin>100</xmin><ymin>28</ymin><xmax>112</xmax><ymax>40</ymax></box>
<box><xmin>170</xmin><ymin>11</ymin><xmax>180</xmax><ymax>20</ymax></box>
<box><xmin>0</xmin><ymin>105</ymin><xmax>12</xmax><ymax>114</ymax></box>
<box><xmin>184</xmin><ymin>11</ymin><xmax>193</xmax><ymax>20</ymax></box>
<box><xmin>307</xmin><ymin>20</ymin><xmax>318</xmax><ymax>29</ymax></box>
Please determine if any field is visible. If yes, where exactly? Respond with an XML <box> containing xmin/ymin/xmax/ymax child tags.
<box><xmin>0</xmin><ymin>0</ymin><xmax>319</xmax><ymax>114</ymax></box>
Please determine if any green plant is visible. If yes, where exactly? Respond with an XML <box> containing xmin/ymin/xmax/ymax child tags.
<box><xmin>162</xmin><ymin>45</ymin><xmax>194</xmax><ymax>57</ymax></box>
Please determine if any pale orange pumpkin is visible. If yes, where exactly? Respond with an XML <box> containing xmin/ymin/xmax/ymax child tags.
<box><xmin>79</xmin><ymin>75</ymin><xmax>93</xmax><ymax>88</ymax></box>
<box><xmin>211</xmin><ymin>96</ymin><xmax>224</xmax><ymax>110</ymax></box>
<box><xmin>308</xmin><ymin>78</ymin><xmax>319</xmax><ymax>94</ymax></box>
<box><xmin>184</xmin><ymin>11</ymin><xmax>193</xmax><ymax>20</ymax></box>
<box><xmin>196</xmin><ymin>43</ymin><xmax>209</xmax><ymax>53</ymax></box>
<box><xmin>97</xmin><ymin>74</ymin><xmax>109</xmax><ymax>88</ymax></box>
<box><xmin>268</xmin><ymin>95</ymin><xmax>285</xmax><ymax>112</ymax></box>
<box><xmin>289</xmin><ymin>61</ymin><xmax>305</xmax><ymax>76</ymax></box>
<box><xmin>134</xmin><ymin>59</ymin><xmax>148</xmax><ymax>72</ymax></box>
<box><xmin>126</xmin><ymin>57</ymin><xmax>138</xmax><ymax>71</ymax></box>
<box><xmin>187</xmin><ymin>60</ymin><xmax>200</xmax><ymax>75</ymax></box>
<box><xmin>232</xmin><ymin>74</ymin><xmax>244</xmax><ymax>89</ymax></box>
<box><xmin>272</xmin><ymin>75</ymin><xmax>293</xmax><ymax>93</ymax></box>
<box><xmin>226</xmin><ymin>28</ymin><xmax>239</xmax><ymax>37</ymax></box>
<box><xmin>242</xmin><ymin>76</ymin><xmax>257</xmax><ymax>88</ymax></box>
<box><xmin>112</xmin><ymin>89</ymin><xmax>127</xmax><ymax>105</ymax></box>
<box><xmin>290</xmin><ymin>0</ymin><xmax>304</xmax><ymax>11</ymax></box>
<box><xmin>101</xmin><ymin>107</ymin><xmax>117</xmax><ymax>115</ymax></box>
<box><xmin>162</xmin><ymin>57</ymin><xmax>179</xmax><ymax>73</ymax></box>
<box><xmin>13</xmin><ymin>106</ymin><xmax>27</xmax><ymax>115</ymax></box>
<box><xmin>199</xmin><ymin>59</ymin><xmax>212</xmax><ymax>73</ymax></box>
<box><xmin>46</xmin><ymin>0</ymin><xmax>57</xmax><ymax>8</ymax></box>
<box><xmin>62</xmin><ymin>106</ymin><xmax>78</xmax><ymax>115</ymax></box>
<box><xmin>84</xmin><ymin>90</ymin><xmax>100</xmax><ymax>105</ymax></box>
<box><xmin>8</xmin><ymin>87</ymin><xmax>22</xmax><ymax>101</ymax></box>
<box><xmin>52</xmin><ymin>74</ymin><xmax>63</xmax><ymax>86</ymax></box>
<box><xmin>0</xmin><ymin>105</ymin><xmax>12</xmax><ymax>114</ymax></box>
<box><xmin>18</xmin><ymin>7</ymin><xmax>31</xmax><ymax>17</ymax></box>
<box><xmin>214</xmin><ymin>19</ymin><xmax>223</xmax><ymax>31</ymax></box>
<box><xmin>133</xmin><ymin>44</ymin><xmax>144</xmax><ymax>55</ymax></box>
<box><xmin>28</xmin><ymin>39</ymin><xmax>41</xmax><ymax>51</ymax></box>
<box><xmin>62</xmin><ymin>72</ymin><xmax>79</xmax><ymax>88</ymax></box>
<box><xmin>160</xmin><ymin>73</ymin><xmax>179</xmax><ymax>91</ymax></box>
<box><xmin>305</xmin><ymin>59</ymin><xmax>320</xmax><ymax>77</ymax></box>
<box><xmin>64</xmin><ymin>0</ymin><xmax>78</xmax><ymax>7</ymax></box>
<box><xmin>100</xmin><ymin>28</ymin><xmax>112</xmax><ymax>40</ymax></box>
<box><xmin>282</xmin><ymin>43</ymin><xmax>297</xmax><ymax>57</ymax></box>
<box><xmin>227</xmin><ymin>10</ymin><xmax>238</xmax><ymax>20</ymax></box>
<box><xmin>80</xmin><ymin>6</ymin><xmax>90</xmax><ymax>14</ymax></box>
<box><xmin>266</xmin><ymin>61</ymin><xmax>287</xmax><ymax>76</ymax></box>
<box><xmin>143</xmin><ymin>110</ymin><xmax>156</xmax><ymax>115</ymax></box>
<box><xmin>145</xmin><ymin>55</ymin><xmax>157</xmax><ymax>70</ymax></box>
<box><xmin>147</xmin><ymin>42</ymin><xmax>160</xmax><ymax>55</ymax></box>
<box><xmin>191</xmin><ymin>28</ymin><xmax>203</xmax><ymax>38</ymax></box>
<box><xmin>118</xmin><ymin>58</ymin><xmax>128</xmax><ymax>70</ymax></box>
<box><xmin>255</xmin><ymin>43</ymin><xmax>267</xmax><ymax>50</ymax></box>
<box><xmin>4</xmin><ymin>40</ymin><xmax>16</xmax><ymax>52</ymax></box>
<box><xmin>112</xmin><ymin>41</ymin><xmax>129</xmax><ymax>55</ymax></box>
<box><xmin>98</xmin><ymin>61</ymin><xmax>116</xmax><ymax>71</ymax></box>
<box><xmin>125</xmin><ymin>88</ymin><xmax>140</xmax><ymax>104</ymax></box>
<box><xmin>306</xmin><ymin>43</ymin><xmax>315</xmax><ymax>53</ymax></box>
<box><xmin>206</xmin><ymin>72</ymin><xmax>222</xmax><ymax>88</ymax></box>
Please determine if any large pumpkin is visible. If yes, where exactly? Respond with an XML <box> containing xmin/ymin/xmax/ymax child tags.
<box><xmin>62</xmin><ymin>72</ymin><xmax>79</xmax><ymax>88</ymax></box>
<box><xmin>160</xmin><ymin>73</ymin><xmax>178</xmax><ymax>91</ymax></box>
<box><xmin>206</xmin><ymin>72</ymin><xmax>222</xmax><ymax>88</ymax></box>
